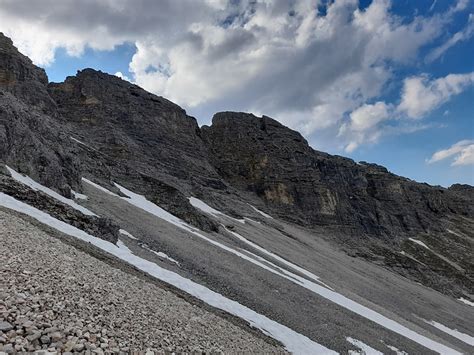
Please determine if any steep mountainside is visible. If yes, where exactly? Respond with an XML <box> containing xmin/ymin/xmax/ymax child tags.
<box><xmin>0</xmin><ymin>34</ymin><xmax>81</xmax><ymax>195</ymax></box>
<box><xmin>1</xmin><ymin>33</ymin><xmax>473</xmax><ymax>354</ymax></box>
<box><xmin>1</xmin><ymin>32</ymin><xmax>473</xmax><ymax>297</ymax></box>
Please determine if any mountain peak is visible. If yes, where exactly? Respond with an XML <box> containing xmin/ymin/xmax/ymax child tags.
<box><xmin>0</xmin><ymin>33</ymin><xmax>48</xmax><ymax>88</ymax></box>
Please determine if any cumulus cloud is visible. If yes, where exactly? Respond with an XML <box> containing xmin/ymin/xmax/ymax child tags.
<box><xmin>338</xmin><ymin>101</ymin><xmax>391</xmax><ymax>152</ymax></box>
<box><xmin>114</xmin><ymin>72</ymin><xmax>131</xmax><ymax>82</ymax></box>
<box><xmin>428</xmin><ymin>140</ymin><xmax>474</xmax><ymax>166</ymax></box>
<box><xmin>397</xmin><ymin>72</ymin><xmax>474</xmax><ymax>119</ymax></box>
<box><xmin>0</xmin><ymin>0</ymin><xmax>470</xmax><ymax>152</ymax></box>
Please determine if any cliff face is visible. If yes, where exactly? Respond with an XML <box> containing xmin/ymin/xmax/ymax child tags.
<box><xmin>0</xmin><ymin>33</ymin><xmax>80</xmax><ymax>196</ymax></box>
<box><xmin>0</xmin><ymin>33</ymin><xmax>472</xmax><ymax>297</ymax></box>
<box><xmin>48</xmin><ymin>69</ymin><xmax>223</xmax><ymax>191</ymax></box>
<box><xmin>202</xmin><ymin>112</ymin><xmax>472</xmax><ymax>238</ymax></box>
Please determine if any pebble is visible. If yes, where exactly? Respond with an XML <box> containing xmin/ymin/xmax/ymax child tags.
<box><xmin>0</xmin><ymin>322</ymin><xmax>13</xmax><ymax>332</ymax></box>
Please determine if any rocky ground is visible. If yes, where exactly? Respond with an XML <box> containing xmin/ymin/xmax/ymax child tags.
<box><xmin>0</xmin><ymin>208</ymin><xmax>284</xmax><ymax>354</ymax></box>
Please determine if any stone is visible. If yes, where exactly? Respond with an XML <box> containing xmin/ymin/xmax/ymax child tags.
<box><xmin>0</xmin><ymin>322</ymin><xmax>12</xmax><ymax>332</ymax></box>
<box><xmin>27</xmin><ymin>331</ymin><xmax>42</xmax><ymax>342</ymax></box>
<box><xmin>73</xmin><ymin>343</ymin><xmax>85</xmax><ymax>352</ymax></box>
<box><xmin>50</xmin><ymin>332</ymin><xmax>62</xmax><ymax>342</ymax></box>
<box><xmin>40</xmin><ymin>335</ymin><xmax>50</xmax><ymax>344</ymax></box>
<box><xmin>1</xmin><ymin>344</ymin><xmax>14</xmax><ymax>353</ymax></box>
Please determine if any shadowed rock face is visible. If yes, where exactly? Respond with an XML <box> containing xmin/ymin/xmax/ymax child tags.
<box><xmin>0</xmin><ymin>33</ymin><xmax>81</xmax><ymax>196</ymax></box>
<box><xmin>0</xmin><ymin>33</ymin><xmax>472</xmax><ymax>296</ymax></box>
<box><xmin>202</xmin><ymin>112</ymin><xmax>472</xmax><ymax>237</ymax></box>
<box><xmin>48</xmin><ymin>69</ymin><xmax>223</xmax><ymax>192</ymax></box>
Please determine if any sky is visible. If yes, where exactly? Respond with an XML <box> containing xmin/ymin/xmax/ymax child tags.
<box><xmin>0</xmin><ymin>0</ymin><xmax>472</xmax><ymax>187</ymax></box>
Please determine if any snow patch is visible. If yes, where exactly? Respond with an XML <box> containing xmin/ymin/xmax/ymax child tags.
<box><xmin>6</xmin><ymin>166</ymin><xmax>96</xmax><ymax>217</ymax></box>
<box><xmin>458</xmin><ymin>298</ymin><xmax>474</xmax><ymax>307</ymax></box>
<box><xmin>189</xmin><ymin>197</ymin><xmax>245</xmax><ymax>223</ymax></box>
<box><xmin>423</xmin><ymin>319</ymin><xmax>474</xmax><ymax>346</ymax></box>
<box><xmin>70</xmin><ymin>136</ymin><xmax>96</xmax><ymax>151</ymax></box>
<box><xmin>384</xmin><ymin>344</ymin><xmax>408</xmax><ymax>355</ymax></box>
<box><xmin>71</xmin><ymin>190</ymin><xmax>88</xmax><ymax>200</ymax></box>
<box><xmin>249</xmin><ymin>204</ymin><xmax>273</xmax><ymax>219</ymax></box>
<box><xmin>0</xmin><ymin>192</ymin><xmax>333</xmax><ymax>355</ymax></box>
<box><xmin>116</xmin><ymin>240</ymin><xmax>132</xmax><ymax>253</ymax></box>
<box><xmin>408</xmin><ymin>238</ymin><xmax>430</xmax><ymax>250</ymax></box>
<box><xmin>447</xmin><ymin>229</ymin><xmax>463</xmax><ymax>238</ymax></box>
<box><xmin>109</xmin><ymin>184</ymin><xmax>461</xmax><ymax>354</ymax></box>
<box><xmin>399</xmin><ymin>251</ymin><xmax>427</xmax><ymax>267</ymax></box>
<box><xmin>148</xmin><ymin>249</ymin><xmax>180</xmax><ymax>266</ymax></box>
<box><xmin>119</xmin><ymin>229</ymin><xmax>138</xmax><ymax>240</ymax></box>
<box><xmin>346</xmin><ymin>337</ymin><xmax>383</xmax><ymax>354</ymax></box>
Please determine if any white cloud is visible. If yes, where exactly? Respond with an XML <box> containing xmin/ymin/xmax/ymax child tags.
<box><xmin>349</xmin><ymin>102</ymin><xmax>391</xmax><ymax>131</ymax></box>
<box><xmin>453</xmin><ymin>145</ymin><xmax>474</xmax><ymax>166</ymax></box>
<box><xmin>397</xmin><ymin>72</ymin><xmax>474</xmax><ymax>119</ymax></box>
<box><xmin>0</xmin><ymin>0</ymin><xmax>470</xmax><ymax>152</ymax></box>
<box><xmin>426</xmin><ymin>14</ymin><xmax>474</xmax><ymax>63</ymax></box>
<box><xmin>428</xmin><ymin>140</ymin><xmax>474</xmax><ymax>166</ymax></box>
<box><xmin>338</xmin><ymin>101</ymin><xmax>391</xmax><ymax>152</ymax></box>
<box><xmin>114</xmin><ymin>71</ymin><xmax>131</xmax><ymax>82</ymax></box>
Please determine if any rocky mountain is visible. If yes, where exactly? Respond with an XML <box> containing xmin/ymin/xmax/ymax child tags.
<box><xmin>203</xmin><ymin>112</ymin><xmax>474</xmax><ymax>294</ymax></box>
<box><xmin>1</xmin><ymin>32</ymin><xmax>473</xmax><ymax>354</ymax></box>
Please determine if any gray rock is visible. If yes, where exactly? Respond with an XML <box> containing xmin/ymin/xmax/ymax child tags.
<box><xmin>1</xmin><ymin>344</ymin><xmax>14</xmax><ymax>353</ymax></box>
<box><xmin>40</xmin><ymin>335</ymin><xmax>50</xmax><ymax>344</ymax></box>
<box><xmin>0</xmin><ymin>322</ymin><xmax>12</xmax><ymax>332</ymax></box>
<box><xmin>26</xmin><ymin>331</ymin><xmax>41</xmax><ymax>342</ymax></box>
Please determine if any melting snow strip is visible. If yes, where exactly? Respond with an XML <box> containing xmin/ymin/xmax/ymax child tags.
<box><xmin>346</xmin><ymin>337</ymin><xmax>383</xmax><ymax>354</ymax></box>
<box><xmin>408</xmin><ymin>238</ymin><xmax>430</xmax><ymax>250</ymax></box>
<box><xmin>147</xmin><ymin>248</ymin><xmax>180</xmax><ymax>266</ymax></box>
<box><xmin>224</xmin><ymin>227</ymin><xmax>331</xmax><ymax>289</ymax></box>
<box><xmin>458</xmin><ymin>298</ymin><xmax>474</xmax><ymax>307</ymax></box>
<box><xmin>446</xmin><ymin>229</ymin><xmax>464</xmax><ymax>238</ymax></box>
<box><xmin>248</xmin><ymin>204</ymin><xmax>273</xmax><ymax>219</ymax></box>
<box><xmin>399</xmin><ymin>251</ymin><xmax>427</xmax><ymax>267</ymax></box>
<box><xmin>0</xmin><ymin>192</ymin><xmax>334</xmax><ymax>355</ymax></box>
<box><xmin>189</xmin><ymin>197</ymin><xmax>245</xmax><ymax>223</ymax></box>
<box><xmin>71</xmin><ymin>190</ymin><xmax>88</xmax><ymax>200</ymax></box>
<box><xmin>106</xmin><ymin>183</ymin><xmax>461</xmax><ymax>354</ymax></box>
<box><xmin>423</xmin><ymin>319</ymin><xmax>474</xmax><ymax>346</ymax></box>
<box><xmin>119</xmin><ymin>229</ymin><xmax>139</xmax><ymax>240</ymax></box>
<box><xmin>70</xmin><ymin>136</ymin><xmax>97</xmax><ymax>151</ymax></box>
<box><xmin>6</xmin><ymin>166</ymin><xmax>97</xmax><ymax>216</ymax></box>
<box><xmin>384</xmin><ymin>343</ymin><xmax>408</xmax><ymax>355</ymax></box>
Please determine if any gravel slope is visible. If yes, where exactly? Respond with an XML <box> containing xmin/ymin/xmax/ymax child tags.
<box><xmin>0</xmin><ymin>209</ymin><xmax>285</xmax><ymax>354</ymax></box>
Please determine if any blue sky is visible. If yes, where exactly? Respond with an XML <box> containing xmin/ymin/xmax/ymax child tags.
<box><xmin>1</xmin><ymin>0</ymin><xmax>472</xmax><ymax>187</ymax></box>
